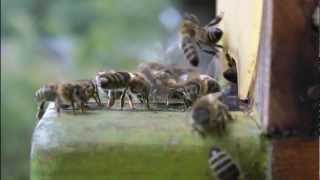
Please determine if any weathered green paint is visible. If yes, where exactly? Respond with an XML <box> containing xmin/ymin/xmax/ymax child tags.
<box><xmin>31</xmin><ymin>103</ymin><xmax>268</xmax><ymax>180</ymax></box>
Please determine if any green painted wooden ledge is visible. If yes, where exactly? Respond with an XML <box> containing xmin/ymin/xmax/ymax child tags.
<box><xmin>30</xmin><ymin>103</ymin><xmax>268</xmax><ymax>180</ymax></box>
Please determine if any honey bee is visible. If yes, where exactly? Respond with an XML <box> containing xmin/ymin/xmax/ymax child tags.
<box><xmin>191</xmin><ymin>93</ymin><xmax>233</xmax><ymax>137</ymax></box>
<box><xmin>167</xmin><ymin>73</ymin><xmax>221</xmax><ymax>109</ymax></box>
<box><xmin>179</xmin><ymin>13</ymin><xmax>224</xmax><ymax>66</ymax></box>
<box><xmin>35</xmin><ymin>83</ymin><xmax>58</xmax><ymax>120</ymax></box>
<box><xmin>183</xmin><ymin>73</ymin><xmax>221</xmax><ymax>101</ymax></box>
<box><xmin>208</xmin><ymin>146</ymin><xmax>240</xmax><ymax>180</ymax></box>
<box><xmin>55</xmin><ymin>83</ymin><xmax>87</xmax><ymax>114</ymax></box>
<box><xmin>35</xmin><ymin>82</ymin><xmax>88</xmax><ymax>120</ymax></box>
<box><xmin>95</xmin><ymin>71</ymin><xmax>151</xmax><ymax>110</ymax></box>
<box><xmin>223</xmin><ymin>52</ymin><xmax>238</xmax><ymax>84</ymax></box>
<box><xmin>75</xmin><ymin>80</ymin><xmax>102</xmax><ymax>106</ymax></box>
<box><xmin>138</xmin><ymin>62</ymin><xmax>198</xmax><ymax>101</ymax></box>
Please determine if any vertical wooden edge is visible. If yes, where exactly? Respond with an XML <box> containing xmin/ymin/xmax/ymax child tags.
<box><xmin>254</xmin><ymin>0</ymin><xmax>273</xmax><ymax>132</ymax></box>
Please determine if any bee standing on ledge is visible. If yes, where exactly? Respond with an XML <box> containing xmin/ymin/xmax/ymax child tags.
<box><xmin>208</xmin><ymin>146</ymin><xmax>240</xmax><ymax>180</ymax></box>
<box><xmin>35</xmin><ymin>80</ymin><xmax>101</xmax><ymax>120</ymax></box>
<box><xmin>35</xmin><ymin>82</ymin><xmax>88</xmax><ymax>120</ymax></box>
<box><xmin>191</xmin><ymin>93</ymin><xmax>233</xmax><ymax>137</ymax></box>
<box><xmin>179</xmin><ymin>13</ymin><xmax>224</xmax><ymax>66</ymax></box>
<box><xmin>95</xmin><ymin>71</ymin><xmax>151</xmax><ymax>110</ymax></box>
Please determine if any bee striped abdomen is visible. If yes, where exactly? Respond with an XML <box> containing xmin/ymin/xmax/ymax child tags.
<box><xmin>209</xmin><ymin>147</ymin><xmax>240</xmax><ymax>180</ymax></box>
<box><xmin>207</xmin><ymin>28</ymin><xmax>223</xmax><ymax>44</ymax></box>
<box><xmin>98</xmin><ymin>72</ymin><xmax>131</xmax><ymax>89</ymax></box>
<box><xmin>35</xmin><ymin>85</ymin><xmax>57</xmax><ymax>102</ymax></box>
<box><xmin>181</xmin><ymin>36</ymin><xmax>199</xmax><ymax>66</ymax></box>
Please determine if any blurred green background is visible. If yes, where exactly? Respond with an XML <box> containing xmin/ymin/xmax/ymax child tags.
<box><xmin>1</xmin><ymin>0</ymin><xmax>215</xmax><ymax>179</ymax></box>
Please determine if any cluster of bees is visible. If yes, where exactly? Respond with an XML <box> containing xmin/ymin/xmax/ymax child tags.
<box><xmin>35</xmin><ymin>13</ymin><xmax>241</xmax><ymax>180</ymax></box>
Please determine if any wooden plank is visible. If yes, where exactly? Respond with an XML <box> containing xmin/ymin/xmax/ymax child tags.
<box><xmin>271</xmin><ymin>138</ymin><xmax>319</xmax><ymax>180</ymax></box>
<box><xmin>267</xmin><ymin>0</ymin><xmax>318</xmax><ymax>133</ymax></box>
<box><xmin>30</xmin><ymin>103</ymin><xmax>267</xmax><ymax>180</ymax></box>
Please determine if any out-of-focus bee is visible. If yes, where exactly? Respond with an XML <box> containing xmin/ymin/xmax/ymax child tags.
<box><xmin>167</xmin><ymin>74</ymin><xmax>221</xmax><ymax>108</ymax></box>
<box><xmin>191</xmin><ymin>93</ymin><xmax>233</xmax><ymax>137</ymax></box>
<box><xmin>181</xmin><ymin>73</ymin><xmax>221</xmax><ymax>100</ymax></box>
<box><xmin>179</xmin><ymin>13</ymin><xmax>224</xmax><ymax>66</ymax></box>
<box><xmin>208</xmin><ymin>146</ymin><xmax>240</xmax><ymax>180</ymax></box>
<box><xmin>95</xmin><ymin>71</ymin><xmax>151</xmax><ymax>110</ymax></box>
<box><xmin>138</xmin><ymin>62</ymin><xmax>198</xmax><ymax>101</ymax></box>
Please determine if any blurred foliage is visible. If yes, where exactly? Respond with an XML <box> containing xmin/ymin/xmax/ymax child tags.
<box><xmin>1</xmin><ymin>0</ymin><xmax>173</xmax><ymax>179</ymax></box>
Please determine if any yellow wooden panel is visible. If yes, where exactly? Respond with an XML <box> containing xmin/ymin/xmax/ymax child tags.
<box><xmin>217</xmin><ymin>0</ymin><xmax>263</xmax><ymax>99</ymax></box>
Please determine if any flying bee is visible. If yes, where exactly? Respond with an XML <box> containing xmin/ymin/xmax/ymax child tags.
<box><xmin>208</xmin><ymin>146</ymin><xmax>241</xmax><ymax>180</ymax></box>
<box><xmin>179</xmin><ymin>13</ymin><xmax>224</xmax><ymax>66</ymax></box>
<box><xmin>191</xmin><ymin>93</ymin><xmax>233</xmax><ymax>137</ymax></box>
<box><xmin>95</xmin><ymin>71</ymin><xmax>151</xmax><ymax>110</ymax></box>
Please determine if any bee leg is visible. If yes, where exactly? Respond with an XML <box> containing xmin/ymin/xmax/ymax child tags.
<box><xmin>107</xmin><ymin>90</ymin><xmax>115</xmax><ymax>109</ymax></box>
<box><xmin>93</xmin><ymin>96</ymin><xmax>101</xmax><ymax>106</ymax></box>
<box><xmin>36</xmin><ymin>101</ymin><xmax>46</xmax><ymax>120</ymax></box>
<box><xmin>71</xmin><ymin>101</ymin><xmax>76</xmax><ymax>114</ymax></box>
<box><xmin>96</xmin><ymin>88</ymin><xmax>102</xmax><ymax>105</ymax></box>
<box><xmin>94</xmin><ymin>93</ymin><xmax>102</xmax><ymax>106</ymax></box>
<box><xmin>166</xmin><ymin>93</ymin><xmax>170</xmax><ymax>108</ymax></box>
<box><xmin>55</xmin><ymin>97</ymin><xmax>61</xmax><ymax>115</ymax></box>
<box><xmin>80</xmin><ymin>102</ymin><xmax>86</xmax><ymax>113</ymax></box>
<box><xmin>182</xmin><ymin>97</ymin><xmax>190</xmax><ymax>111</ymax></box>
<box><xmin>145</xmin><ymin>93</ymin><xmax>150</xmax><ymax>110</ymax></box>
<box><xmin>120</xmin><ymin>88</ymin><xmax>128</xmax><ymax>110</ymax></box>
<box><xmin>127</xmin><ymin>93</ymin><xmax>134</xmax><ymax>110</ymax></box>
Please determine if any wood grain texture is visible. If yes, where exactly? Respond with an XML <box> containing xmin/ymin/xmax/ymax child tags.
<box><xmin>271</xmin><ymin>138</ymin><xmax>319</xmax><ymax>180</ymax></box>
<box><xmin>267</xmin><ymin>0</ymin><xmax>319</xmax><ymax>133</ymax></box>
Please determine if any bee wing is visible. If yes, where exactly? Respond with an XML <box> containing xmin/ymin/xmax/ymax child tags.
<box><xmin>206</xmin><ymin>12</ymin><xmax>224</xmax><ymax>27</ymax></box>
